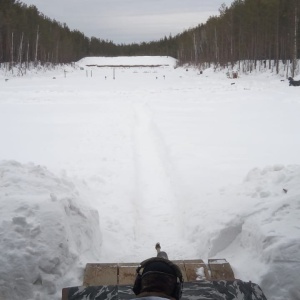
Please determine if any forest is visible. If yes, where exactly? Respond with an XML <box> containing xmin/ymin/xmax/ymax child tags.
<box><xmin>0</xmin><ymin>0</ymin><xmax>299</xmax><ymax>74</ymax></box>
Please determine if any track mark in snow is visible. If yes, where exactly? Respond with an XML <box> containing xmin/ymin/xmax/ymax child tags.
<box><xmin>208</xmin><ymin>220</ymin><xmax>244</xmax><ymax>257</ymax></box>
<box><xmin>132</xmin><ymin>103</ymin><xmax>181</xmax><ymax>245</ymax></box>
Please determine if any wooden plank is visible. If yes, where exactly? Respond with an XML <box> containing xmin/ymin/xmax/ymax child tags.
<box><xmin>118</xmin><ymin>263</ymin><xmax>138</xmax><ymax>285</ymax></box>
<box><xmin>82</xmin><ymin>259</ymin><xmax>234</xmax><ymax>287</ymax></box>
<box><xmin>83</xmin><ymin>263</ymin><xmax>118</xmax><ymax>286</ymax></box>
<box><xmin>184</xmin><ymin>259</ymin><xmax>210</xmax><ymax>281</ymax></box>
<box><xmin>208</xmin><ymin>259</ymin><xmax>235</xmax><ymax>280</ymax></box>
<box><xmin>61</xmin><ymin>288</ymin><xmax>69</xmax><ymax>300</ymax></box>
<box><xmin>172</xmin><ymin>260</ymin><xmax>188</xmax><ymax>282</ymax></box>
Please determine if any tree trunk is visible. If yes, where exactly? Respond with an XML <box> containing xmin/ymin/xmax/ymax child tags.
<box><xmin>10</xmin><ymin>32</ymin><xmax>14</xmax><ymax>70</ymax></box>
<box><xmin>292</xmin><ymin>6</ymin><xmax>298</xmax><ymax>77</ymax></box>
<box><xmin>35</xmin><ymin>25</ymin><xmax>39</xmax><ymax>65</ymax></box>
<box><xmin>18</xmin><ymin>32</ymin><xmax>24</xmax><ymax>65</ymax></box>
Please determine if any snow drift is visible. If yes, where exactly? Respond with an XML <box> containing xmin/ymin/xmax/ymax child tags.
<box><xmin>0</xmin><ymin>161</ymin><xmax>102</xmax><ymax>299</ymax></box>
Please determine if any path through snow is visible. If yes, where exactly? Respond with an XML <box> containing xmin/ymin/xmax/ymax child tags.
<box><xmin>132</xmin><ymin>102</ymin><xmax>182</xmax><ymax>245</ymax></box>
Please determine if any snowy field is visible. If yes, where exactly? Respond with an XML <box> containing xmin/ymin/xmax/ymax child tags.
<box><xmin>0</xmin><ymin>56</ymin><xmax>299</xmax><ymax>300</ymax></box>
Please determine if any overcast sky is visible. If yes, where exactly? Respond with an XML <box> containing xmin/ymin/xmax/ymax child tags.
<box><xmin>20</xmin><ymin>0</ymin><xmax>233</xmax><ymax>44</ymax></box>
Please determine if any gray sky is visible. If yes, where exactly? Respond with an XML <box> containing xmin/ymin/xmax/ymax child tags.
<box><xmin>20</xmin><ymin>0</ymin><xmax>233</xmax><ymax>44</ymax></box>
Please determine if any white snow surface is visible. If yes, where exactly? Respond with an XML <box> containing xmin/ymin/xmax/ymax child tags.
<box><xmin>0</xmin><ymin>56</ymin><xmax>300</xmax><ymax>300</ymax></box>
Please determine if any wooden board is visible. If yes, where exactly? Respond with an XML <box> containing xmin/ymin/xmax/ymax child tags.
<box><xmin>208</xmin><ymin>259</ymin><xmax>235</xmax><ymax>281</ymax></box>
<box><xmin>82</xmin><ymin>259</ymin><xmax>235</xmax><ymax>287</ymax></box>
<box><xmin>172</xmin><ymin>260</ymin><xmax>188</xmax><ymax>282</ymax></box>
<box><xmin>83</xmin><ymin>263</ymin><xmax>118</xmax><ymax>286</ymax></box>
<box><xmin>184</xmin><ymin>259</ymin><xmax>210</xmax><ymax>281</ymax></box>
<box><xmin>118</xmin><ymin>263</ymin><xmax>138</xmax><ymax>285</ymax></box>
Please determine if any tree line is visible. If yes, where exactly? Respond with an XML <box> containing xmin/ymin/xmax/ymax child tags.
<box><xmin>176</xmin><ymin>0</ymin><xmax>300</xmax><ymax>76</ymax></box>
<box><xmin>0</xmin><ymin>0</ymin><xmax>299</xmax><ymax>75</ymax></box>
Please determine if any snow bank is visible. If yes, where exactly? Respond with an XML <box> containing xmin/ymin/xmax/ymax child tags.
<box><xmin>191</xmin><ymin>164</ymin><xmax>300</xmax><ymax>300</ymax></box>
<box><xmin>241</xmin><ymin>165</ymin><xmax>300</xmax><ymax>300</ymax></box>
<box><xmin>0</xmin><ymin>161</ymin><xmax>102</xmax><ymax>300</ymax></box>
<box><xmin>0</xmin><ymin>63</ymin><xmax>77</xmax><ymax>80</ymax></box>
<box><xmin>77</xmin><ymin>56</ymin><xmax>177</xmax><ymax>67</ymax></box>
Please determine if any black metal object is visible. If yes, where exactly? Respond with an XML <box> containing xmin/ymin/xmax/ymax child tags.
<box><xmin>62</xmin><ymin>280</ymin><xmax>267</xmax><ymax>300</ymax></box>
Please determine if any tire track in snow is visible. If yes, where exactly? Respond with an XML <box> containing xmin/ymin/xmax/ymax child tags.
<box><xmin>132</xmin><ymin>102</ymin><xmax>182</xmax><ymax>249</ymax></box>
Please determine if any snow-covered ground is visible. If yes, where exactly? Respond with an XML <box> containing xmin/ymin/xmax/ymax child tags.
<box><xmin>0</xmin><ymin>57</ymin><xmax>299</xmax><ymax>300</ymax></box>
